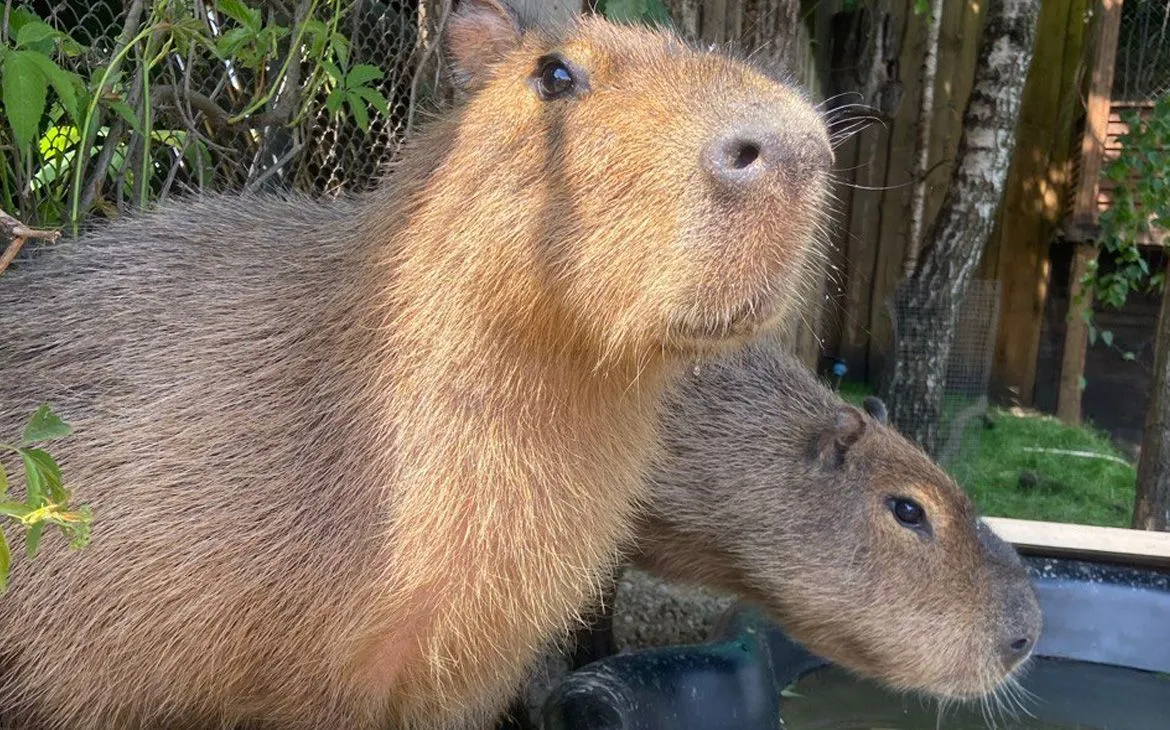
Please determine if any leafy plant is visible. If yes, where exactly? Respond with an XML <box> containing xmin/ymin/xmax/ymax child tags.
<box><xmin>0</xmin><ymin>1</ymin><xmax>391</xmax><ymax>230</ymax></box>
<box><xmin>596</xmin><ymin>0</ymin><xmax>673</xmax><ymax>27</ymax></box>
<box><xmin>321</xmin><ymin>61</ymin><xmax>391</xmax><ymax>133</ymax></box>
<box><xmin>0</xmin><ymin>406</ymin><xmax>92</xmax><ymax>592</ymax></box>
<box><xmin>1079</xmin><ymin>94</ymin><xmax>1170</xmax><ymax>356</ymax></box>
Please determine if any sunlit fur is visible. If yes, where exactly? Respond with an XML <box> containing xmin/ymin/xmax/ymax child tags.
<box><xmin>635</xmin><ymin>340</ymin><xmax>1043</xmax><ymax>703</ymax></box>
<box><xmin>0</xmin><ymin>3</ymin><xmax>832</xmax><ymax>729</ymax></box>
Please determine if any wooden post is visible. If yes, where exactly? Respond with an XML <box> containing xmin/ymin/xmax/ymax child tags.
<box><xmin>1057</xmin><ymin>242</ymin><xmax>1096</xmax><ymax>424</ymax></box>
<box><xmin>1056</xmin><ymin>0</ymin><xmax>1123</xmax><ymax>423</ymax></box>
<box><xmin>1068</xmin><ymin>0</ymin><xmax>1124</xmax><ymax>236</ymax></box>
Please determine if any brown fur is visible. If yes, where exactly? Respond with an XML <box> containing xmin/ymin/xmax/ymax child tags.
<box><xmin>0</xmin><ymin>3</ymin><xmax>831</xmax><ymax>729</ymax></box>
<box><xmin>636</xmin><ymin>341</ymin><xmax>1042</xmax><ymax>700</ymax></box>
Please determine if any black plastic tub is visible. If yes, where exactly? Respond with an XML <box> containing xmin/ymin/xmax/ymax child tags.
<box><xmin>538</xmin><ymin>553</ymin><xmax>1170</xmax><ymax>730</ymax></box>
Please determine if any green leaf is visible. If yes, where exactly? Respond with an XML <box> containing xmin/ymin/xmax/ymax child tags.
<box><xmin>21</xmin><ymin>449</ymin><xmax>65</xmax><ymax>502</ymax></box>
<box><xmin>108</xmin><ymin>99</ymin><xmax>144</xmax><ymax>134</ymax></box>
<box><xmin>39</xmin><ymin>124</ymin><xmax>81</xmax><ymax>159</ymax></box>
<box><xmin>598</xmin><ymin>0</ymin><xmax>672</xmax><ymax>26</ymax></box>
<box><xmin>346</xmin><ymin>64</ymin><xmax>384</xmax><ymax>88</ymax></box>
<box><xmin>1123</xmin><ymin>351</ymin><xmax>1137</xmax><ymax>361</ymax></box>
<box><xmin>0</xmin><ymin>528</ymin><xmax>9</xmax><ymax>594</ymax></box>
<box><xmin>320</xmin><ymin>59</ymin><xmax>344</xmax><ymax>84</ymax></box>
<box><xmin>347</xmin><ymin>92</ymin><xmax>370</xmax><ymax>131</ymax></box>
<box><xmin>352</xmin><ymin>86</ymin><xmax>390</xmax><ymax>116</ymax></box>
<box><xmin>22</xmin><ymin>405</ymin><xmax>72</xmax><ymax>444</ymax></box>
<box><xmin>20</xmin><ymin>50</ymin><xmax>81</xmax><ymax>123</ymax></box>
<box><xmin>330</xmin><ymin>34</ymin><xmax>350</xmax><ymax>69</ymax></box>
<box><xmin>1078</xmin><ymin>376</ymin><xmax>1088</xmax><ymax>391</ymax></box>
<box><xmin>324</xmin><ymin>87</ymin><xmax>345</xmax><ymax>116</ymax></box>
<box><xmin>216</xmin><ymin>0</ymin><xmax>261</xmax><ymax>33</ymax></box>
<box><xmin>24</xmin><ymin>522</ymin><xmax>44</xmax><ymax>560</ymax></box>
<box><xmin>20</xmin><ymin>452</ymin><xmax>44</xmax><ymax>504</ymax></box>
<box><xmin>3</xmin><ymin>50</ymin><xmax>50</xmax><ymax>152</ymax></box>
<box><xmin>215</xmin><ymin>27</ymin><xmax>254</xmax><ymax>58</ymax></box>
<box><xmin>1101</xmin><ymin>329</ymin><xmax>1114</xmax><ymax>348</ymax></box>
<box><xmin>0</xmin><ymin>502</ymin><xmax>34</xmax><ymax>519</ymax></box>
<box><xmin>15</xmin><ymin>21</ymin><xmax>59</xmax><ymax>49</ymax></box>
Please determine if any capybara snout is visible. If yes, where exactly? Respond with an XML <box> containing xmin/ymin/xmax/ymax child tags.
<box><xmin>701</xmin><ymin>115</ymin><xmax>832</xmax><ymax>194</ymax></box>
<box><xmin>977</xmin><ymin>521</ymin><xmax>1043</xmax><ymax>673</ymax></box>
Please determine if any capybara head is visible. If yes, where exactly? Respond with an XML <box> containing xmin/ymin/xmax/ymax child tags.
<box><xmin>434</xmin><ymin>1</ymin><xmax>833</xmax><ymax>361</ymax></box>
<box><xmin>638</xmin><ymin>344</ymin><xmax>1043</xmax><ymax>700</ymax></box>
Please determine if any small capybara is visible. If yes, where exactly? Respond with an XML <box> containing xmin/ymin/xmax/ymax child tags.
<box><xmin>634</xmin><ymin>342</ymin><xmax>1042</xmax><ymax>701</ymax></box>
<box><xmin>0</xmin><ymin>2</ymin><xmax>832</xmax><ymax>729</ymax></box>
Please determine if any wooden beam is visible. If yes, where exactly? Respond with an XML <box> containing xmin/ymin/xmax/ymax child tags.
<box><xmin>1068</xmin><ymin>0</ymin><xmax>1124</xmax><ymax>230</ymax></box>
<box><xmin>985</xmin><ymin>516</ymin><xmax>1170</xmax><ymax>569</ymax></box>
<box><xmin>1056</xmin><ymin>242</ymin><xmax>1097</xmax><ymax>424</ymax></box>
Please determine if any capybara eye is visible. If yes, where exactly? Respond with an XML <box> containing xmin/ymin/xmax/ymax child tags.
<box><xmin>889</xmin><ymin>498</ymin><xmax>927</xmax><ymax>529</ymax></box>
<box><xmin>534</xmin><ymin>56</ymin><xmax>576</xmax><ymax>100</ymax></box>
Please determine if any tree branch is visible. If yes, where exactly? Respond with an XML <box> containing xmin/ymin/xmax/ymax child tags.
<box><xmin>0</xmin><ymin>208</ymin><xmax>61</xmax><ymax>276</ymax></box>
<box><xmin>151</xmin><ymin>86</ymin><xmax>293</xmax><ymax>132</ymax></box>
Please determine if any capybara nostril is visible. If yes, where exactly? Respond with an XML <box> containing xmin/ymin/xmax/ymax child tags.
<box><xmin>730</xmin><ymin>140</ymin><xmax>761</xmax><ymax>169</ymax></box>
<box><xmin>1003</xmin><ymin>635</ymin><xmax>1034</xmax><ymax>669</ymax></box>
<box><xmin>702</xmin><ymin>129</ymin><xmax>770</xmax><ymax>184</ymax></box>
<box><xmin>702</xmin><ymin>127</ymin><xmax>830</xmax><ymax>189</ymax></box>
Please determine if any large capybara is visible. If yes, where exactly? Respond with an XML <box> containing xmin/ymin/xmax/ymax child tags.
<box><xmin>633</xmin><ymin>342</ymin><xmax>1042</xmax><ymax>701</ymax></box>
<box><xmin>0</xmin><ymin>2</ymin><xmax>832</xmax><ymax>729</ymax></box>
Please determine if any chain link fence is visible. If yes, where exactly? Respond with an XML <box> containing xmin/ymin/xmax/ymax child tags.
<box><xmin>9</xmin><ymin>0</ymin><xmax>453</xmax><ymax>228</ymax></box>
<box><xmin>886</xmin><ymin>280</ymin><xmax>1003</xmax><ymax>472</ymax></box>
<box><xmin>1113</xmin><ymin>0</ymin><xmax>1170</xmax><ymax>103</ymax></box>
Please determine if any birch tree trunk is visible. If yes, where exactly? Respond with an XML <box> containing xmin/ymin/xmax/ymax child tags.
<box><xmin>1134</xmin><ymin>261</ymin><xmax>1170</xmax><ymax>532</ymax></box>
<box><xmin>881</xmin><ymin>0</ymin><xmax>1040</xmax><ymax>456</ymax></box>
<box><xmin>903</xmin><ymin>0</ymin><xmax>944</xmax><ymax>276</ymax></box>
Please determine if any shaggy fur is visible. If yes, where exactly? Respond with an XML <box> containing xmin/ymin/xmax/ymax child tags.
<box><xmin>637</xmin><ymin>341</ymin><xmax>1043</xmax><ymax>700</ymax></box>
<box><xmin>0</xmin><ymin>3</ymin><xmax>831</xmax><ymax>729</ymax></box>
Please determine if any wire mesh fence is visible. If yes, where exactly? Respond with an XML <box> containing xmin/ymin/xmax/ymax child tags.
<box><xmin>7</xmin><ymin>0</ymin><xmax>454</xmax><ymax>228</ymax></box>
<box><xmin>886</xmin><ymin>279</ymin><xmax>1003</xmax><ymax>473</ymax></box>
<box><xmin>1113</xmin><ymin>0</ymin><xmax>1170</xmax><ymax>103</ymax></box>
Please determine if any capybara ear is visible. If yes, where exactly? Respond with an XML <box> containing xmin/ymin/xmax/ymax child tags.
<box><xmin>810</xmin><ymin>405</ymin><xmax>867</xmax><ymax>468</ymax></box>
<box><xmin>862</xmin><ymin>395</ymin><xmax>889</xmax><ymax>424</ymax></box>
<box><xmin>446</xmin><ymin>0</ymin><xmax>523</xmax><ymax>92</ymax></box>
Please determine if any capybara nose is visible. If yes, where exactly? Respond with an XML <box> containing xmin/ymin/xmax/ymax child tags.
<box><xmin>1001</xmin><ymin>635</ymin><xmax>1034</xmax><ymax>669</ymax></box>
<box><xmin>701</xmin><ymin>126</ymin><xmax>829</xmax><ymax>190</ymax></box>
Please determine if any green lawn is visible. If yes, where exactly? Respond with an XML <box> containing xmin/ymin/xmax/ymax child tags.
<box><xmin>836</xmin><ymin>381</ymin><xmax>1137</xmax><ymax>528</ymax></box>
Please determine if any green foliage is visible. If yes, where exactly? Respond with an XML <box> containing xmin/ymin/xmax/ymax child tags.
<box><xmin>1080</xmin><ymin>94</ymin><xmax>1170</xmax><ymax>353</ymax></box>
<box><xmin>321</xmin><ymin>62</ymin><xmax>391</xmax><ymax>133</ymax></box>
<box><xmin>0</xmin><ymin>1</ymin><xmax>390</xmax><ymax>229</ymax></box>
<box><xmin>0</xmin><ymin>406</ymin><xmax>92</xmax><ymax>592</ymax></box>
<box><xmin>596</xmin><ymin>0</ymin><xmax>673</xmax><ymax>27</ymax></box>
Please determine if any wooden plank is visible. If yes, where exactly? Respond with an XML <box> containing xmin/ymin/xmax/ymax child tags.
<box><xmin>701</xmin><ymin>0</ymin><xmax>728</xmax><ymax>43</ymax></box>
<box><xmin>1056</xmin><ymin>242</ymin><xmax>1096</xmax><ymax>424</ymax></box>
<box><xmin>984</xmin><ymin>0</ymin><xmax>1088</xmax><ymax>406</ymax></box>
<box><xmin>1067</xmin><ymin>0</ymin><xmax>1124</xmax><ymax>229</ymax></box>
<box><xmin>985</xmin><ymin>516</ymin><xmax>1170</xmax><ymax>569</ymax></box>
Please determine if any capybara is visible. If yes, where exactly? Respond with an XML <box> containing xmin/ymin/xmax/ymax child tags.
<box><xmin>0</xmin><ymin>1</ymin><xmax>832</xmax><ymax>728</ymax></box>
<box><xmin>633</xmin><ymin>342</ymin><xmax>1042</xmax><ymax>701</ymax></box>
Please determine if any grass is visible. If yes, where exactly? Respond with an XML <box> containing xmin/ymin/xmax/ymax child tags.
<box><xmin>836</xmin><ymin>381</ymin><xmax>1137</xmax><ymax>528</ymax></box>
